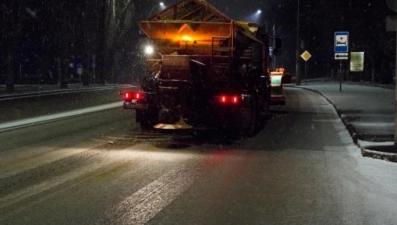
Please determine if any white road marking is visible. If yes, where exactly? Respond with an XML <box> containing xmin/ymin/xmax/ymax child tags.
<box><xmin>312</xmin><ymin>119</ymin><xmax>340</xmax><ymax>122</ymax></box>
<box><xmin>0</xmin><ymin>102</ymin><xmax>122</xmax><ymax>131</ymax></box>
<box><xmin>0</xmin><ymin>148</ymin><xmax>89</xmax><ymax>179</ymax></box>
<box><xmin>0</xmin><ymin>150</ymin><xmax>115</xmax><ymax>210</ymax></box>
<box><xmin>109</xmin><ymin>165</ymin><xmax>199</xmax><ymax>225</ymax></box>
<box><xmin>0</xmin><ymin>149</ymin><xmax>143</xmax><ymax>212</ymax></box>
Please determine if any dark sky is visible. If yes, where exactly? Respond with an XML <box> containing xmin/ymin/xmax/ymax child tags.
<box><xmin>8</xmin><ymin>0</ymin><xmax>396</xmax><ymax>79</ymax></box>
<box><xmin>146</xmin><ymin>0</ymin><xmax>284</xmax><ymax>21</ymax></box>
<box><xmin>206</xmin><ymin>0</ymin><xmax>277</xmax><ymax>21</ymax></box>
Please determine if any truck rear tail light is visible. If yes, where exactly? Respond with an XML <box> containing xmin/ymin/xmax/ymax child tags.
<box><xmin>134</xmin><ymin>92</ymin><xmax>142</xmax><ymax>100</ymax></box>
<box><xmin>216</xmin><ymin>95</ymin><xmax>240</xmax><ymax>105</ymax></box>
<box><xmin>123</xmin><ymin>91</ymin><xmax>145</xmax><ymax>101</ymax></box>
<box><xmin>232</xmin><ymin>96</ymin><xmax>239</xmax><ymax>104</ymax></box>
<box><xmin>124</xmin><ymin>93</ymin><xmax>130</xmax><ymax>100</ymax></box>
<box><xmin>221</xmin><ymin>95</ymin><xmax>227</xmax><ymax>103</ymax></box>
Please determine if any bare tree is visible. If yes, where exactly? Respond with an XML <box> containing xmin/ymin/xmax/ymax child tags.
<box><xmin>0</xmin><ymin>0</ymin><xmax>136</xmax><ymax>88</ymax></box>
<box><xmin>1</xmin><ymin>1</ymin><xmax>24</xmax><ymax>92</ymax></box>
<box><xmin>104</xmin><ymin>0</ymin><xmax>135</xmax><ymax>83</ymax></box>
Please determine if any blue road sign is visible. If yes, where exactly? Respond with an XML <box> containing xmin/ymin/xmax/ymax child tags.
<box><xmin>334</xmin><ymin>31</ymin><xmax>349</xmax><ymax>52</ymax></box>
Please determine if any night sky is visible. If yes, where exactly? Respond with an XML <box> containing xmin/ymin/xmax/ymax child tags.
<box><xmin>2</xmin><ymin>0</ymin><xmax>396</xmax><ymax>82</ymax></box>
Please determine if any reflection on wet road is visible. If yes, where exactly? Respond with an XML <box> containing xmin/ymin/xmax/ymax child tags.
<box><xmin>1</xmin><ymin>87</ymin><xmax>397</xmax><ymax>225</ymax></box>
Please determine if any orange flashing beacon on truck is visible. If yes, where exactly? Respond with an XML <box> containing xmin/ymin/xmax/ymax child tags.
<box><xmin>270</xmin><ymin>68</ymin><xmax>286</xmax><ymax>105</ymax></box>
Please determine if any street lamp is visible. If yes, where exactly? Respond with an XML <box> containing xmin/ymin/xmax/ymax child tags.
<box><xmin>149</xmin><ymin>2</ymin><xmax>166</xmax><ymax>16</ymax></box>
<box><xmin>249</xmin><ymin>9</ymin><xmax>278</xmax><ymax>70</ymax></box>
<box><xmin>247</xmin><ymin>9</ymin><xmax>262</xmax><ymax>24</ymax></box>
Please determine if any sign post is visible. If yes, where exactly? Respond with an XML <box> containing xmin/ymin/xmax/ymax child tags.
<box><xmin>334</xmin><ymin>31</ymin><xmax>349</xmax><ymax>92</ymax></box>
<box><xmin>300</xmin><ymin>50</ymin><xmax>312</xmax><ymax>84</ymax></box>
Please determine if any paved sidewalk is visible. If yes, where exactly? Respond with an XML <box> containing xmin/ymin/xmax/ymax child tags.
<box><xmin>295</xmin><ymin>80</ymin><xmax>397</xmax><ymax>162</ymax></box>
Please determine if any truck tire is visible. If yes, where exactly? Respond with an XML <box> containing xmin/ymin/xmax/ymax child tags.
<box><xmin>140</xmin><ymin>120</ymin><xmax>155</xmax><ymax>130</ymax></box>
<box><xmin>259</xmin><ymin>91</ymin><xmax>270</xmax><ymax>126</ymax></box>
<box><xmin>136</xmin><ymin>109</ymin><xmax>157</xmax><ymax>130</ymax></box>
<box><xmin>242</xmin><ymin>94</ymin><xmax>258</xmax><ymax>137</ymax></box>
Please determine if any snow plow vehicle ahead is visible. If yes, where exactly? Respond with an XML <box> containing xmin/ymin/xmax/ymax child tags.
<box><xmin>122</xmin><ymin>0</ymin><xmax>281</xmax><ymax>136</ymax></box>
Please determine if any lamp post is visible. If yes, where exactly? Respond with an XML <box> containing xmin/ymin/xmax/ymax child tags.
<box><xmin>272</xmin><ymin>23</ymin><xmax>276</xmax><ymax>69</ymax></box>
<box><xmin>266</xmin><ymin>13</ymin><xmax>277</xmax><ymax>70</ymax></box>
<box><xmin>149</xmin><ymin>2</ymin><xmax>165</xmax><ymax>16</ymax></box>
<box><xmin>257</xmin><ymin>9</ymin><xmax>277</xmax><ymax>70</ymax></box>
<box><xmin>295</xmin><ymin>0</ymin><xmax>301</xmax><ymax>85</ymax></box>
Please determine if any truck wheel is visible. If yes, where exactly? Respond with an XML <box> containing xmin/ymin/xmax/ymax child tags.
<box><xmin>242</xmin><ymin>95</ymin><xmax>258</xmax><ymax>137</ymax></box>
<box><xmin>140</xmin><ymin>120</ymin><xmax>154</xmax><ymax>130</ymax></box>
<box><xmin>260</xmin><ymin>93</ymin><xmax>270</xmax><ymax>125</ymax></box>
<box><xmin>136</xmin><ymin>110</ymin><xmax>157</xmax><ymax>130</ymax></box>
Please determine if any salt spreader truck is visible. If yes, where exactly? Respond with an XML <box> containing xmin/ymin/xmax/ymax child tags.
<box><xmin>121</xmin><ymin>0</ymin><xmax>280</xmax><ymax>136</ymax></box>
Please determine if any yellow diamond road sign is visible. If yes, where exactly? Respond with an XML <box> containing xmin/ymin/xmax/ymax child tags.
<box><xmin>301</xmin><ymin>51</ymin><xmax>312</xmax><ymax>61</ymax></box>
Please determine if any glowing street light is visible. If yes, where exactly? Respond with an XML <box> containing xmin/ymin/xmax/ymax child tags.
<box><xmin>248</xmin><ymin>9</ymin><xmax>262</xmax><ymax>23</ymax></box>
<box><xmin>149</xmin><ymin>2</ymin><xmax>166</xmax><ymax>16</ymax></box>
<box><xmin>144</xmin><ymin>45</ymin><xmax>155</xmax><ymax>55</ymax></box>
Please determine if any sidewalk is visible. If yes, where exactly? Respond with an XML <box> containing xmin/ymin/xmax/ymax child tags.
<box><xmin>296</xmin><ymin>80</ymin><xmax>397</xmax><ymax>162</ymax></box>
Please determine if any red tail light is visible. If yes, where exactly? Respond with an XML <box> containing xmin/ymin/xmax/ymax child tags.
<box><xmin>231</xmin><ymin>96</ymin><xmax>239</xmax><ymax>104</ymax></box>
<box><xmin>216</xmin><ymin>95</ymin><xmax>240</xmax><ymax>105</ymax></box>
<box><xmin>134</xmin><ymin>92</ymin><xmax>142</xmax><ymax>100</ymax></box>
<box><xmin>125</xmin><ymin>92</ymin><xmax>130</xmax><ymax>100</ymax></box>
<box><xmin>123</xmin><ymin>91</ymin><xmax>145</xmax><ymax>101</ymax></box>
<box><xmin>221</xmin><ymin>95</ymin><xmax>227</xmax><ymax>103</ymax></box>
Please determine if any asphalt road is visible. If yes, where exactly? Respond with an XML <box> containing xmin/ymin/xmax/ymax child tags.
<box><xmin>0</xmin><ymin>87</ymin><xmax>127</xmax><ymax>123</ymax></box>
<box><xmin>1</xmin><ymin>87</ymin><xmax>397</xmax><ymax>225</ymax></box>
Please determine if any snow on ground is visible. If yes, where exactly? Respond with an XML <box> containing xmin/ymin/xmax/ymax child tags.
<box><xmin>358</xmin><ymin>140</ymin><xmax>394</xmax><ymax>147</ymax></box>
<box><xmin>350</xmin><ymin>140</ymin><xmax>397</xmax><ymax>198</ymax></box>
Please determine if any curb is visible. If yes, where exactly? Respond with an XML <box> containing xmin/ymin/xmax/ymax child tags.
<box><xmin>295</xmin><ymin>85</ymin><xmax>397</xmax><ymax>163</ymax></box>
<box><xmin>361</xmin><ymin>145</ymin><xmax>397</xmax><ymax>162</ymax></box>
